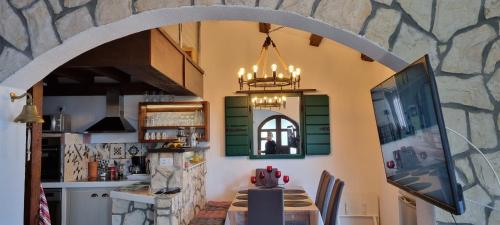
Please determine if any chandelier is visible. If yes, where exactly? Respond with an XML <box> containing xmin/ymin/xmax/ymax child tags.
<box><xmin>251</xmin><ymin>96</ymin><xmax>287</xmax><ymax>109</ymax></box>
<box><xmin>237</xmin><ymin>32</ymin><xmax>302</xmax><ymax>91</ymax></box>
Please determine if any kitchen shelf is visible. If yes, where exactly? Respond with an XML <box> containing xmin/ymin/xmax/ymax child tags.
<box><xmin>147</xmin><ymin>146</ymin><xmax>210</xmax><ymax>153</ymax></box>
<box><xmin>142</xmin><ymin>125</ymin><xmax>205</xmax><ymax>129</ymax></box>
<box><xmin>138</xmin><ymin>101</ymin><xmax>209</xmax><ymax>143</ymax></box>
<box><xmin>141</xmin><ymin>138</ymin><xmax>178</xmax><ymax>143</ymax></box>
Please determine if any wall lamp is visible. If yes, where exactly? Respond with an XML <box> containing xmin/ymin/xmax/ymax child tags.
<box><xmin>9</xmin><ymin>92</ymin><xmax>44</xmax><ymax>124</ymax></box>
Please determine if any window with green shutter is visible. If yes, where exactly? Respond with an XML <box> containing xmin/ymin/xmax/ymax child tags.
<box><xmin>303</xmin><ymin>95</ymin><xmax>331</xmax><ymax>155</ymax></box>
<box><xmin>225</xmin><ymin>96</ymin><xmax>252</xmax><ymax>156</ymax></box>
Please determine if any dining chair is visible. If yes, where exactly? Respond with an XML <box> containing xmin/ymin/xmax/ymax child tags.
<box><xmin>324</xmin><ymin>179</ymin><xmax>345</xmax><ymax>225</ymax></box>
<box><xmin>248</xmin><ymin>188</ymin><xmax>284</xmax><ymax>225</ymax></box>
<box><xmin>315</xmin><ymin>170</ymin><xmax>335</xmax><ymax>220</ymax></box>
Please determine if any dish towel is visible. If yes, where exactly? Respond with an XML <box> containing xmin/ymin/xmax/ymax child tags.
<box><xmin>39</xmin><ymin>184</ymin><xmax>51</xmax><ymax>225</ymax></box>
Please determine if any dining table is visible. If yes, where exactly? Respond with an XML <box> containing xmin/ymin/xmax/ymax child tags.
<box><xmin>224</xmin><ymin>186</ymin><xmax>324</xmax><ymax>225</ymax></box>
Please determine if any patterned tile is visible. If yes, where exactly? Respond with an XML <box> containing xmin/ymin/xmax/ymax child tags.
<box><xmin>126</xmin><ymin>143</ymin><xmax>146</xmax><ymax>157</ymax></box>
<box><xmin>110</xmin><ymin>143</ymin><xmax>126</xmax><ymax>159</ymax></box>
<box><xmin>96</xmin><ymin>143</ymin><xmax>110</xmax><ymax>159</ymax></box>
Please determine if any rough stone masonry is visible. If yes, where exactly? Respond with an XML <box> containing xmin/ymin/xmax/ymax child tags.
<box><xmin>0</xmin><ymin>0</ymin><xmax>499</xmax><ymax>224</ymax></box>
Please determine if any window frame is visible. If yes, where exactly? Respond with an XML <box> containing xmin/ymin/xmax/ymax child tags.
<box><xmin>257</xmin><ymin>115</ymin><xmax>300</xmax><ymax>155</ymax></box>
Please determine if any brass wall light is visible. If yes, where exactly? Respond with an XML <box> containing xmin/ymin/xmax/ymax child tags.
<box><xmin>9</xmin><ymin>92</ymin><xmax>44</xmax><ymax>124</ymax></box>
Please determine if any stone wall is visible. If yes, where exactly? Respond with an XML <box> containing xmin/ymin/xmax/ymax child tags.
<box><xmin>0</xmin><ymin>0</ymin><xmax>499</xmax><ymax>224</ymax></box>
<box><xmin>112</xmin><ymin>198</ymin><xmax>154</xmax><ymax>225</ymax></box>
<box><xmin>155</xmin><ymin>162</ymin><xmax>207</xmax><ymax>225</ymax></box>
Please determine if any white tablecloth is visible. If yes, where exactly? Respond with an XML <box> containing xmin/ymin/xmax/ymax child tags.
<box><xmin>224</xmin><ymin>187</ymin><xmax>324</xmax><ymax>225</ymax></box>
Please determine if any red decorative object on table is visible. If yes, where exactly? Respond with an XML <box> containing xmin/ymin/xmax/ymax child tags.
<box><xmin>386</xmin><ymin>160</ymin><xmax>395</xmax><ymax>169</ymax></box>
<box><xmin>275</xmin><ymin>170</ymin><xmax>281</xmax><ymax>178</ymax></box>
<box><xmin>251</xmin><ymin>166</ymin><xmax>290</xmax><ymax>188</ymax></box>
<box><xmin>283</xmin><ymin>175</ymin><xmax>290</xmax><ymax>184</ymax></box>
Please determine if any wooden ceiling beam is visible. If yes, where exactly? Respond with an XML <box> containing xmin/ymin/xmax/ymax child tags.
<box><xmin>82</xmin><ymin>67</ymin><xmax>131</xmax><ymax>83</ymax></box>
<box><xmin>259</xmin><ymin>23</ymin><xmax>271</xmax><ymax>33</ymax></box>
<box><xmin>43</xmin><ymin>75</ymin><xmax>59</xmax><ymax>86</ymax></box>
<box><xmin>44</xmin><ymin>82</ymin><xmax>158</xmax><ymax>96</ymax></box>
<box><xmin>309</xmin><ymin>34</ymin><xmax>323</xmax><ymax>47</ymax></box>
<box><xmin>51</xmin><ymin>68</ymin><xmax>94</xmax><ymax>84</ymax></box>
<box><xmin>361</xmin><ymin>54</ymin><xmax>374</xmax><ymax>62</ymax></box>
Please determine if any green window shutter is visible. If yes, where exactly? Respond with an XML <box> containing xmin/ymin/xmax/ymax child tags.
<box><xmin>304</xmin><ymin>95</ymin><xmax>331</xmax><ymax>155</ymax></box>
<box><xmin>225</xmin><ymin>96</ymin><xmax>251</xmax><ymax>156</ymax></box>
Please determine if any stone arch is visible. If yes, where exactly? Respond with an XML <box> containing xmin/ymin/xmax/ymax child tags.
<box><xmin>0</xmin><ymin>1</ymin><xmax>498</xmax><ymax>224</ymax></box>
<box><xmin>0</xmin><ymin>1</ymin><xmax>412</xmax><ymax>89</ymax></box>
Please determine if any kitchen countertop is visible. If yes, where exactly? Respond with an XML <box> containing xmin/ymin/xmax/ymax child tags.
<box><xmin>42</xmin><ymin>179</ymin><xmax>141</xmax><ymax>188</ymax></box>
<box><xmin>110</xmin><ymin>182</ymin><xmax>183</xmax><ymax>204</ymax></box>
<box><xmin>110</xmin><ymin>182</ymin><xmax>155</xmax><ymax>204</ymax></box>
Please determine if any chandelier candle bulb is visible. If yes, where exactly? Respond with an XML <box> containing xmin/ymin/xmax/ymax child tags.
<box><xmin>278</xmin><ymin>73</ymin><xmax>283</xmax><ymax>79</ymax></box>
<box><xmin>238</xmin><ymin>68</ymin><xmax>244</xmax><ymax>89</ymax></box>
<box><xmin>271</xmin><ymin>64</ymin><xmax>277</xmax><ymax>72</ymax></box>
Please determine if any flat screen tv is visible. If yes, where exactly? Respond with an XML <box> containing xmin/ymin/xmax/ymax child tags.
<box><xmin>370</xmin><ymin>55</ymin><xmax>465</xmax><ymax>215</ymax></box>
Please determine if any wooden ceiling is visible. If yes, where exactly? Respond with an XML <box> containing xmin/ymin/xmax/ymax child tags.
<box><xmin>258</xmin><ymin>23</ymin><xmax>373</xmax><ymax>62</ymax></box>
<box><xmin>43</xmin><ymin>66</ymin><xmax>160</xmax><ymax>96</ymax></box>
<box><xmin>44</xmin><ymin>29</ymin><xmax>203</xmax><ymax>97</ymax></box>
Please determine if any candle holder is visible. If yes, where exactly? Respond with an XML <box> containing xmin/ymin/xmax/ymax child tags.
<box><xmin>253</xmin><ymin>166</ymin><xmax>289</xmax><ymax>188</ymax></box>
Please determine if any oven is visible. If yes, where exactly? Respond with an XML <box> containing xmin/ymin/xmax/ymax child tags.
<box><xmin>41</xmin><ymin>134</ymin><xmax>63</xmax><ymax>182</ymax></box>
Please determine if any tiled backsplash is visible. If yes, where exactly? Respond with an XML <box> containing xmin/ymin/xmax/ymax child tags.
<box><xmin>64</xmin><ymin>143</ymin><xmax>147</xmax><ymax>181</ymax></box>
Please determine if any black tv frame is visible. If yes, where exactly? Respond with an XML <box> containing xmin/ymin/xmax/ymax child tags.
<box><xmin>370</xmin><ymin>55</ymin><xmax>465</xmax><ymax>215</ymax></box>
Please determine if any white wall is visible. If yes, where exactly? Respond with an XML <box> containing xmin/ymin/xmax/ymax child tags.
<box><xmin>0</xmin><ymin>85</ymin><xmax>27</xmax><ymax>225</ymax></box>
<box><xmin>200</xmin><ymin>21</ymin><xmax>400</xmax><ymax>225</ymax></box>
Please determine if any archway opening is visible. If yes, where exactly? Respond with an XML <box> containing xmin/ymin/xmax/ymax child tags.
<box><xmin>35</xmin><ymin>18</ymin><xmax>401</xmax><ymax>225</ymax></box>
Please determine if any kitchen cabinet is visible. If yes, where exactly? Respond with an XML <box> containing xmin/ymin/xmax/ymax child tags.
<box><xmin>184</xmin><ymin>58</ymin><xmax>204</xmax><ymax>97</ymax></box>
<box><xmin>62</xmin><ymin>28</ymin><xmax>205</xmax><ymax>97</ymax></box>
<box><xmin>67</xmin><ymin>188</ymin><xmax>113</xmax><ymax>225</ymax></box>
<box><xmin>138</xmin><ymin>101</ymin><xmax>210</xmax><ymax>143</ymax></box>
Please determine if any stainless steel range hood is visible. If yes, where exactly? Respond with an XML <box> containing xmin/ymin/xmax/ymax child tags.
<box><xmin>85</xmin><ymin>89</ymin><xmax>136</xmax><ymax>133</ymax></box>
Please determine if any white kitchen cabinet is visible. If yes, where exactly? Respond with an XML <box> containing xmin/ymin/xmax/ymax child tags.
<box><xmin>67</xmin><ymin>188</ymin><xmax>113</xmax><ymax>225</ymax></box>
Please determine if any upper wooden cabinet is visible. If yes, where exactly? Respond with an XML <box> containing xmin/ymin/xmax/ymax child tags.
<box><xmin>150</xmin><ymin>29</ymin><xmax>185</xmax><ymax>87</ymax></box>
<box><xmin>63</xmin><ymin>29</ymin><xmax>205</xmax><ymax>97</ymax></box>
<box><xmin>184</xmin><ymin>58</ymin><xmax>204</xmax><ymax>97</ymax></box>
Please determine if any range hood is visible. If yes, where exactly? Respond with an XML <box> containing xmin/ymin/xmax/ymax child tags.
<box><xmin>85</xmin><ymin>89</ymin><xmax>136</xmax><ymax>133</ymax></box>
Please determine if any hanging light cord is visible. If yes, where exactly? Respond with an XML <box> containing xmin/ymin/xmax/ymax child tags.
<box><xmin>268</xmin><ymin>26</ymin><xmax>285</xmax><ymax>33</ymax></box>
<box><xmin>254</xmin><ymin>26</ymin><xmax>289</xmax><ymax>73</ymax></box>
<box><xmin>445</xmin><ymin>127</ymin><xmax>500</xmax><ymax>212</ymax></box>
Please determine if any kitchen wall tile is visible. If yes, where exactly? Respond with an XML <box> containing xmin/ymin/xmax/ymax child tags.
<box><xmin>96</xmin><ymin>143</ymin><xmax>110</xmax><ymax>159</ymax></box>
<box><xmin>110</xmin><ymin>143</ymin><xmax>126</xmax><ymax>159</ymax></box>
